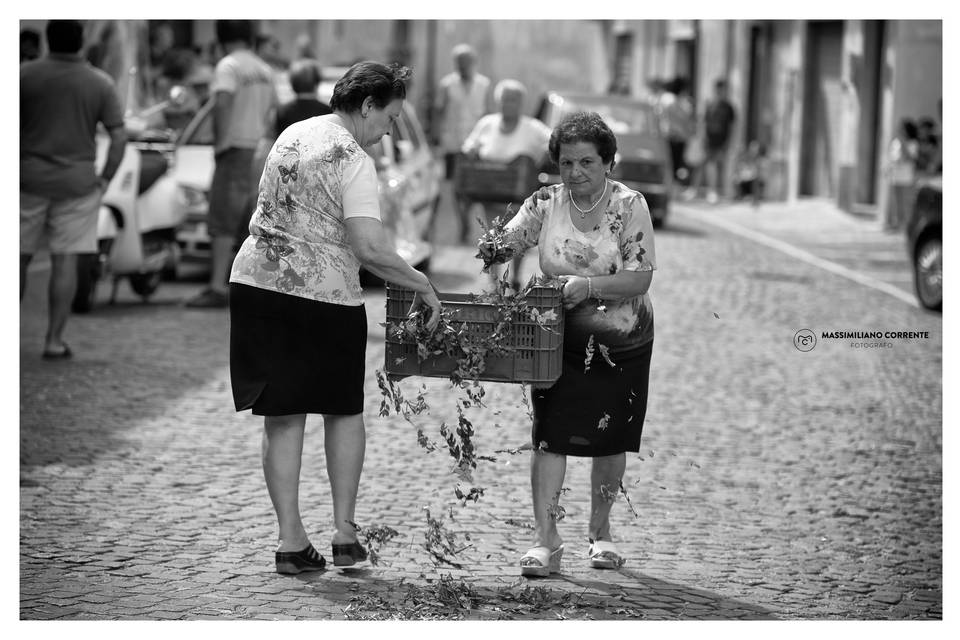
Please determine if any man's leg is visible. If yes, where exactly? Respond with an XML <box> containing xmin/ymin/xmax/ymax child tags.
<box><xmin>41</xmin><ymin>189</ymin><xmax>100</xmax><ymax>353</ymax></box>
<box><xmin>21</xmin><ymin>255</ymin><xmax>32</xmax><ymax>301</ymax></box>
<box><xmin>186</xmin><ymin>150</ymin><xmax>248</xmax><ymax>308</ymax></box>
<box><xmin>209</xmin><ymin>235</ymin><xmax>236</xmax><ymax>294</ymax></box>
<box><xmin>45</xmin><ymin>252</ymin><xmax>78</xmax><ymax>353</ymax></box>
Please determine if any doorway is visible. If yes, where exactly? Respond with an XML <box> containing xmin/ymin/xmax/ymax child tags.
<box><xmin>855</xmin><ymin>21</ymin><xmax>886</xmax><ymax>205</ymax></box>
<box><xmin>799</xmin><ymin>21</ymin><xmax>844</xmax><ymax>197</ymax></box>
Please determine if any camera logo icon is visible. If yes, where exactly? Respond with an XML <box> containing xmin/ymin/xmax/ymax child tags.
<box><xmin>794</xmin><ymin>329</ymin><xmax>817</xmax><ymax>352</ymax></box>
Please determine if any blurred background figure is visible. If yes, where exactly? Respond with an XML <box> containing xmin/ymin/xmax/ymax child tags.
<box><xmin>915</xmin><ymin>116</ymin><xmax>940</xmax><ymax>175</ymax></box>
<box><xmin>885</xmin><ymin>117</ymin><xmax>919</xmax><ymax>231</ymax></box>
<box><xmin>660</xmin><ymin>76</ymin><xmax>696</xmax><ymax>187</ymax></box>
<box><xmin>699</xmin><ymin>78</ymin><xmax>737</xmax><ymax>204</ymax></box>
<box><xmin>733</xmin><ymin>140</ymin><xmax>767</xmax><ymax>207</ymax></box>
<box><xmin>432</xmin><ymin>43</ymin><xmax>491</xmax><ymax>244</ymax></box>
<box><xmin>20</xmin><ymin>19</ymin><xmax>126</xmax><ymax>358</ymax></box>
<box><xmin>461</xmin><ymin>78</ymin><xmax>551</xmax><ymax>289</ymax></box>
<box><xmin>185</xmin><ymin>19</ymin><xmax>277</xmax><ymax>309</ymax></box>
<box><xmin>21</xmin><ymin>28</ymin><xmax>41</xmax><ymax>62</ymax></box>
<box><xmin>274</xmin><ymin>58</ymin><xmax>331</xmax><ymax>139</ymax></box>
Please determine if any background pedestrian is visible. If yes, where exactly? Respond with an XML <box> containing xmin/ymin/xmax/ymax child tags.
<box><xmin>699</xmin><ymin>78</ymin><xmax>736</xmax><ymax>204</ymax></box>
<box><xmin>20</xmin><ymin>28</ymin><xmax>41</xmax><ymax>62</ymax></box>
<box><xmin>885</xmin><ymin>117</ymin><xmax>919</xmax><ymax>231</ymax></box>
<box><xmin>274</xmin><ymin>58</ymin><xmax>331</xmax><ymax>139</ymax></box>
<box><xmin>661</xmin><ymin>76</ymin><xmax>696</xmax><ymax>186</ymax></box>
<box><xmin>461</xmin><ymin>78</ymin><xmax>551</xmax><ymax>289</ymax></box>
<box><xmin>431</xmin><ymin>43</ymin><xmax>491</xmax><ymax>244</ymax></box>
<box><xmin>185</xmin><ymin>20</ymin><xmax>276</xmax><ymax>308</ymax></box>
<box><xmin>20</xmin><ymin>19</ymin><xmax>126</xmax><ymax>359</ymax></box>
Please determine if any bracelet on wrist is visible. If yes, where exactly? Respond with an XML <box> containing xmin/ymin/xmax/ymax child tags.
<box><xmin>586</xmin><ymin>276</ymin><xmax>594</xmax><ymax>299</ymax></box>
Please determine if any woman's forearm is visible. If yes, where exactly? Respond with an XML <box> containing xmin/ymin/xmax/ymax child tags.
<box><xmin>360</xmin><ymin>250</ymin><xmax>431</xmax><ymax>293</ymax></box>
<box><xmin>585</xmin><ymin>270</ymin><xmax>653</xmax><ymax>299</ymax></box>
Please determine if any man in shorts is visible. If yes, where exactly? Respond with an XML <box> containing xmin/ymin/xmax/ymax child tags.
<box><xmin>186</xmin><ymin>20</ymin><xmax>276</xmax><ymax>308</ymax></box>
<box><xmin>20</xmin><ymin>20</ymin><xmax>126</xmax><ymax>359</ymax></box>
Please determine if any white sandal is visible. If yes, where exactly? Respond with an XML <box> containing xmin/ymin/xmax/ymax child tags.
<box><xmin>587</xmin><ymin>539</ymin><xmax>624</xmax><ymax>569</ymax></box>
<box><xmin>520</xmin><ymin>544</ymin><xmax>564</xmax><ymax>577</ymax></box>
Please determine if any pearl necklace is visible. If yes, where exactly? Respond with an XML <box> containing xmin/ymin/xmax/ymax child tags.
<box><xmin>570</xmin><ymin>180</ymin><xmax>609</xmax><ymax>218</ymax></box>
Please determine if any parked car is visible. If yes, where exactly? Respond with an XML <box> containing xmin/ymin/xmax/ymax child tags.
<box><xmin>906</xmin><ymin>175</ymin><xmax>941</xmax><ymax>311</ymax></box>
<box><xmin>534</xmin><ymin>91</ymin><xmax>672</xmax><ymax>226</ymax></box>
<box><xmin>173</xmin><ymin>71</ymin><xmax>441</xmax><ymax>278</ymax></box>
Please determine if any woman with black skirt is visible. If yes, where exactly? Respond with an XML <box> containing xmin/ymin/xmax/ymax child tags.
<box><xmin>229</xmin><ymin>61</ymin><xmax>441</xmax><ymax>574</ymax></box>
<box><xmin>478</xmin><ymin>111</ymin><xmax>656</xmax><ymax>576</ymax></box>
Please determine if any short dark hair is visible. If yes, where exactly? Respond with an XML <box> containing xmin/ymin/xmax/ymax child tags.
<box><xmin>216</xmin><ymin>20</ymin><xmax>254</xmax><ymax>46</ymax></box>
<box><xmin>289</xmin><ymin>59</ymin><xmax>321</xmax><ymax>94</ymax></box>
<box><xmin>548</xmin><ymin>111</ymin><xmax>618</xmax><ymax>166</ymax></box>
<box><xmin>46</xmin><ymin>20</ymin><xmax>83</xmax><ymax>54</ymax></box>
<box><xmin>21</xmin><ymin>29</ymin><xmax>40</xmax><ymax>47</ymax></box>
<box><xmin>329</xmin><ymin>61</ymin><xmax>411</xmax><ymax>113</ymax></box>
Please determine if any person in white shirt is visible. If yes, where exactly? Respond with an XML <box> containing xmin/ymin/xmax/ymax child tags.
<box><xmin>432</xmin><ymin>44</ymin><xmax>491</xmax><ymax>244</ymax></box>
<box><xmin>186</xmin><ymin>20</ymin><xmax>277</xmax><ymax>308</ymax></box>
<box><xmin>462</xmin><ymin>79</ymin><xmax>551</xmax><ymax>288</ymax></box>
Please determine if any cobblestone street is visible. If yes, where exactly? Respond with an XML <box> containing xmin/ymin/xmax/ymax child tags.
<box><xmin>19</xmin><ymin>198</ymin><xmax>942</xmax><ymax>621</ymax></box>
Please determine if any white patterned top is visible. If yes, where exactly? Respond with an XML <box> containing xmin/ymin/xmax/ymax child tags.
<box><xmin>505</xmin><ymin>180</ymin><xmax>657</xmax><ymax>350</ymax></box>
<box><xmin>230</xmin><ymin>117</ymin><xmax>380</xmax><ymax>306</ymax></box>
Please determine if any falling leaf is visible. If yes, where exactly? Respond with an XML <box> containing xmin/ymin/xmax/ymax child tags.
<box><xmin>584</xmin><ymin>335</ymin><xmax>596</xmax><ymax>372</ymax></box>
<box><xmin>598</xmin><ymin>344</ymin><xmax>616</xmax><ymax>367</ymax></box>
<box><xmin>597</xmin><ymin>413</ymin><xmax>611</xmax><ymax>431</ymax></box>
<box><xmin>713</xmin><ymin>312</ymin><xmax>720</xmax><ymax>319</ymax></box>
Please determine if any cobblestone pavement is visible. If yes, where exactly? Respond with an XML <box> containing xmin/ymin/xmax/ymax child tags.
<box><xmin>20</xmin><ymin>197</ymin><xmax>942</xmax><ymax>620</ymax></box>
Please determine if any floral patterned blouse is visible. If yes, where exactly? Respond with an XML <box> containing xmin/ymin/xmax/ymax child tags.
<box><xmin>505</xmin><ymin>180</ymin><xmax>657</xmax><ymax>352</ymax></box>
<box><xmin>230</xmin><ymin>117</ymin><xmax>380</xmax><ymax>306</ymax></box>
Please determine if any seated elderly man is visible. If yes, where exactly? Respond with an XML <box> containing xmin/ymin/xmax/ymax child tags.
<box><xmin>462</xmin><ymin>79</ymin><xmax>551</xmax><ymax>289</ymax></box>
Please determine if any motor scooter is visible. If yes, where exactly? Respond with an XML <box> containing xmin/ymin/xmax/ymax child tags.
<box><xmin>72</xmin><ymin>86</ymin><xmax>190</xmax><ymax>313</ymax></box>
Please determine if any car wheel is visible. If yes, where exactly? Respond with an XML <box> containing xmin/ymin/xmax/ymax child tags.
<box><xmin>914</xmin><ymin>236</ymin><xmax>942</xmax><ymax>311</ymax></box>
<box><xmin>129</xmin><ymin>271</ymin><xmax>163</xmax><ymax>299</ymax></box>
<box><xmin>72</xmin><ymin>253</ymin><xmax>102</xmax><ymax>314</ymax></box>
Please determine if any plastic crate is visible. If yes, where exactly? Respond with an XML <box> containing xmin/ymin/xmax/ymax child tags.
<box><xmin>453</xmin><ymin>155</ymin><xmax>541</xmax><ymax>203</ymax></box>
<box><xmin>384</xmin><ymin>284</ymin><xmax>564</xmax><ymax>388</ymax></box>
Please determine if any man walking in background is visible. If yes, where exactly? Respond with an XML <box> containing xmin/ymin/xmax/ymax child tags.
<box><xmin>701</xmin><ymin>78</ymin><xmax>736</xmax><ymax>204</ymax></box>
<box><xmin>20</xmin><ymin>19</ymin><xmax>126</xmax><ymax>359</ymax></box>
<box><xmin>431</xmin><ymin>43</ymin><xmax>491</xmax><ymax>244</ymax></box>
<box><xmin>186</xmin><ymin>20</ymin><xmax>276</xmax><ymax>308</ymax></box>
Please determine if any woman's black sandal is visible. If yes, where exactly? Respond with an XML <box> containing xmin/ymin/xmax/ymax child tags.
<box><xmin>275</xmin><ymin>544</ymin><xmax>327</xmax><ymax>574</ymax></box>
<box><xmin>332</xmin><ymin>540</ymin><xmax>368</xmax><ymax>567</ymax></box>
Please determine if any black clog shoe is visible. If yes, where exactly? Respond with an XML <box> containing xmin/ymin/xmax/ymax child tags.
<box><xmin>275</xmin><ymin>544</ymin><xmax>327</xmax><ymax>574</ymax></box>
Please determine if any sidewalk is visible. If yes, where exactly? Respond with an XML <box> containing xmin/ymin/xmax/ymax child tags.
<box><xmin>672</xmin><ymin>196</ymin><xmax>917</xmax><ymax>308</ymax></box>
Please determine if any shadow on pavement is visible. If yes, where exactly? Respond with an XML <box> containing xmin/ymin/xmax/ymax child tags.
<box><xmin>279</xmin><ymin>567</ymin><xmax>773</xmax><ymax>620</ymax></box>
<box><xmin>20</xmin><ymin>269</ymin><xmax>232</xmax><ymax>468</ymax></box>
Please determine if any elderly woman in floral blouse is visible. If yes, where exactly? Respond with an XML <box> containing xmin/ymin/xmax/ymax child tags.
<box><xmin>229</xmin><ymin>61</ymin><xmax>441</xmax><ymax>574</ymax></box>
<box><xmin>478</xmin><ymin>111</ymin><xmax>656</xmax><ymax>576</ymax></box>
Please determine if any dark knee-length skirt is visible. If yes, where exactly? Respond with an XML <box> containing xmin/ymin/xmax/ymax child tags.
<box><xmin>229</xmin><ymin>283</ymin><xmax>367</xmax><ymax>416</ymax></box>
<box><xmin>531</xmin><ymin>334</ymin><xmax>652</xmax><ymax>458</ymax></box>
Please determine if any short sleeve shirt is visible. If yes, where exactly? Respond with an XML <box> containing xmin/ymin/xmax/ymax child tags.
<box><xmin>462</xmin><ymin>114</ymin><xmax>552</xmax><ymax>162</ymax></box>
<box><xmin>230</xmin><ymin>117</ymin><xmax>380</xmax><ymax>306</ymax></box>
<box><xmin>438</xmin><ymin>72</ymin><xmax>490</xmax><ymax>153</ymax></box>
<box><xmin>505</xmin><ymin>181</ymin><xmax>656</xmax><ymax>351</ymax></box>
<box><xmin>211</xmin><ymin>49</ymin><xmax>276</xmax><ymax>151</ymax></box>
<box><xmin>20</xmin><ymin>54</ymin><xmax>124</xmax><ymax>199</ymax></box>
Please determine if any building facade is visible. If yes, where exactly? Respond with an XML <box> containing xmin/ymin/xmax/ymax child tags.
<box><xmin>24</xmin><ymin>18</ymin><xmax>940</xmax><ymax>225</ymax></box>
<box><xmin>614</xmin><ymin>19</ymin><xmax>941</xmax><ymax>223</ymax></box>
